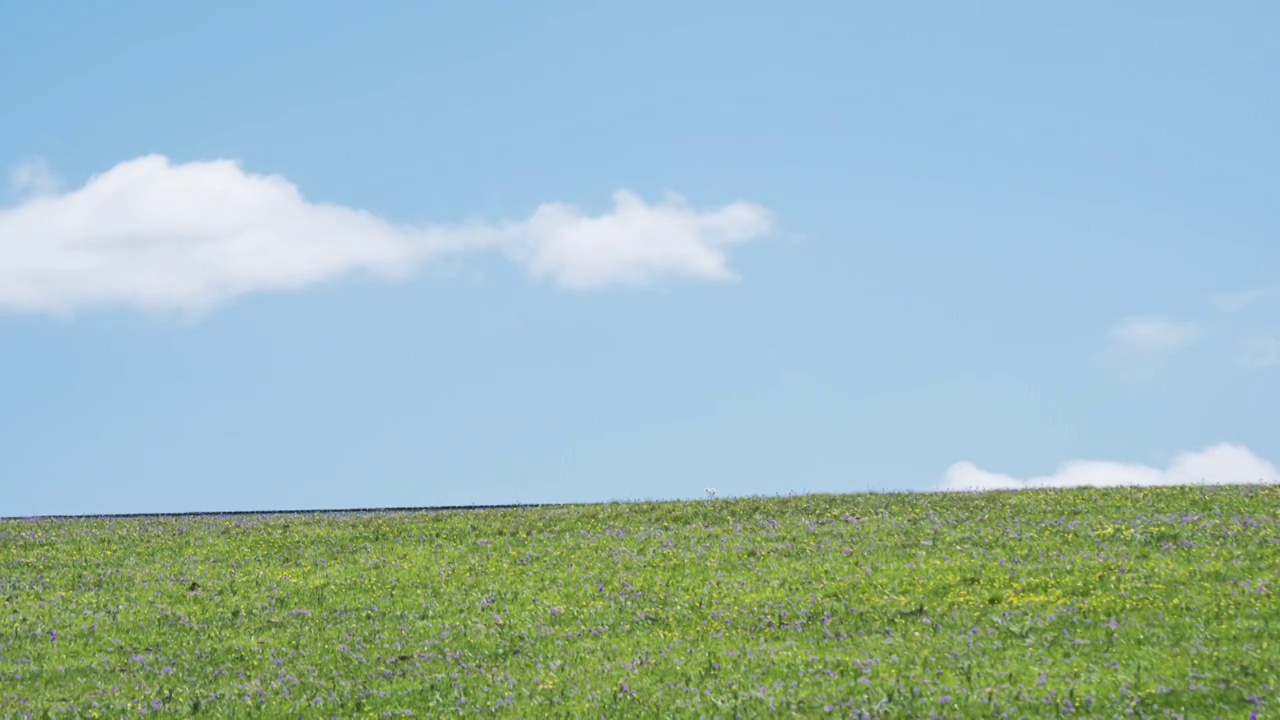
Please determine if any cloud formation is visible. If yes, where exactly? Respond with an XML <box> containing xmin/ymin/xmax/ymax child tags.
<box><xmin>1096</xmin><ymin>315</ymin><xmax>1201</xmax><ymax>377</ymax></box>
<box><xmin>936</xmin><ymin>443</ymin><xmax>1279</xmax><ymax>492</ymax></box>
<box><xmin>0</xmin><ymin>155</ymin><xmax>772</xmax><ymax>315</ymax></box>
<box><xmin>1211</xmin><ymin>286</ymin><xmax>1279</xmax><ymax>314</ymax></box>
<box><xmin>8</xmin><ymin>158</ymin><xmax>59</xmax><ymax>197</ymax></box>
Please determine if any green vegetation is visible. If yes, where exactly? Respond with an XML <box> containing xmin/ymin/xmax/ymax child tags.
<box><xmin>3</xmin><ymin>486</ymin><xmax>1278</xmax><ymax>718</ymax></box>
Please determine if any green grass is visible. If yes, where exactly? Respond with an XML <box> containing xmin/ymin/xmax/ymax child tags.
<box><xmin>2</xmin><ymin>485</ymin><xmax>1278</xmax><ymax>718</ymax></box>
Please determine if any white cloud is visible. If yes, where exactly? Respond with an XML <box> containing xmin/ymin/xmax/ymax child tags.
<box><xmin>1239</xmin><ymin>334</ymin><xmax>1280</xmax><ymax>369</ymax></box>
<box><xmin>9</xmin><ymin>158</ymin><xmax>60</xmax><ymax>197</ymax></box>
<box><xmin>0</xmin><ymin>155</ymin><xmax>772</xmax><ymax>316</ymax></box>
<box><xmin>936</xmin><ymin>443</ymin><xmax>1280</xmax><ymax>492</ymax></box>
<box><xmin>1109</xmin><ymin>315</ymin><xmax>1201</xmax><ymax>353</ymax></box>
<box><xmin>1211</xmin><ymin>286</ymin><xmax>1278</xmax><ymax>313</ymax></box>
<box><xmin>1095</xmin><ymin>315</ymin><xmax>1201</xmax><ymax>377</ymax></box>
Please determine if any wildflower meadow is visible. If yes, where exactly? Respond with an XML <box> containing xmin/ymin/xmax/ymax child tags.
<box><xmin>2</xmin><ymin>485</ymin><xmax>1277</xmax><ymax>717</ymax></box>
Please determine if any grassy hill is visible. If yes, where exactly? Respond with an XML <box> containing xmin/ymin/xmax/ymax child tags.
<box><xmin>2</xmin><ymin>486</ymin><xmax>1277</xmax><ymax>718</ymax></box>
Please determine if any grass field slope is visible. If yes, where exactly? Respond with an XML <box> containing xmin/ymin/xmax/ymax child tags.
<box><xmin>2</xmin><ymin>486</ymin><xmax>1278</xmax><ymax>718</ymax></box>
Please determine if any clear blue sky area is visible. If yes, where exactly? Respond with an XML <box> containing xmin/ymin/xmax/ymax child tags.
<box><xmin>2</xmin><ymin>2</ymin><xmax>1277</xmax><ymax>515</ymax></box>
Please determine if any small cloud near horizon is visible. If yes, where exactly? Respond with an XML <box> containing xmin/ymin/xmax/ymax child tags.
<box><xmin>0</xmin><ymin>155</ymin><xmax>773</xmax><ymax>317</ymax></box>
<box><xmin>8</xmin><ymin>158</ymin><xmax>60</xmax><ymax>197</ymax></box>
<box><xmin>935</xmin><ymin>443</ymin><xmax>1280</xmax><ymax>492</ymax></box>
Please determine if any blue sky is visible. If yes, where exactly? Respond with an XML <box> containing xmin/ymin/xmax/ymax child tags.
<box><xmin>2</xmin><ymin>1</ymin><xmax>1277</xmax><ymax>516</ymax></box>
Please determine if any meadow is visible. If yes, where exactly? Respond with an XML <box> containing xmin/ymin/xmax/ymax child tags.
<box><xmin>2</xmin><ymin>485</ymin><xmax>1277</xmax><ymax>718</ymax></box>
